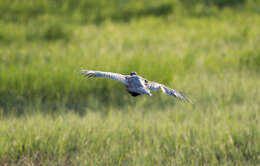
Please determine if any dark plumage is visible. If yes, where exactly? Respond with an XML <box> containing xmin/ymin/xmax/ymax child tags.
<box><xmin>127</xmin><ymin>90</ymin><xmax>141</xmax><ymax>97</ymax></box>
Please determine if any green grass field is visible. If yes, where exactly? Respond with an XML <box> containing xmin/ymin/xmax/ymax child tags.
<box><xmin>0</xmin><ymin>0</ymin><xmax>260</xmax><ymax>165</ymax></box>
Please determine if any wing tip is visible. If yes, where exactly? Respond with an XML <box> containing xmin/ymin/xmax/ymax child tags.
<box><xmin>178</xmin><ymin>92</ymin><xmax>193</xmax><ymax>103</ymax></box>
<box><xmin>80</xmin><ymin>69</ymin><xmax>94</xmax><ymax>78</ymax></box>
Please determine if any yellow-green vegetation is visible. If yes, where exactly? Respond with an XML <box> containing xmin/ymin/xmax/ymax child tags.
<box><xmin>0</xmin><ymin>0</ymin><xmax>260</xmax><ymax>165</ymax></box>
<box><xmin>1</xmin><ymin>103</ymin><xmax>259</xmax><ymax>165</ymax></box>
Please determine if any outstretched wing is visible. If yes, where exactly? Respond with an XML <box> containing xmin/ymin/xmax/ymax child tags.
<box><xmin>81</xmin><ymin>69</ymin><xmax>128</xmax><ymax>85</ymax></box>
<box><xmin>148</xmin><ymin>81</ymin><xmax>191</xmax><ymax>102</ymax></box>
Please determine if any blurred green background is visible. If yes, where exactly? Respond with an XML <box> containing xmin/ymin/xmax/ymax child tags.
<box><xmin>0</xmin><ymin>0</ymin><xmax>259</xmax><ymax>113</ymax></box>
<box><xmin>0</xmin><ymin>0</ymin><xmax>260</xmax><ymax>165</ymax></box>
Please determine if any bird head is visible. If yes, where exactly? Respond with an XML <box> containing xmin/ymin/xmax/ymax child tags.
<box><xmin>130</xmin><ymin>72</ymin><xmax>137</xmax><ymax>76</ymax></box>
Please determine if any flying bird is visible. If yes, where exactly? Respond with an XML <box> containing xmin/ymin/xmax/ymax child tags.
<box><xmin>80</xmin><ymin>69</ymin><xmax>191</xmax><ymax>102</ymax></box>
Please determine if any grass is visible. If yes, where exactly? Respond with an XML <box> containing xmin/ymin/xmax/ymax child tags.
<box><xmin>1</xmin><ymin>84</ymin><xmax>260</xmax><ymax>165</ymax></box>
<box><xmin>1</xmin><ymin>12</ymin><xmax>260</xmax><ymax>113</ymax></box>
<box><xmin>0</xmin><ymin>1</ymin><xmax>260</xmax><ymax>165</ymax></box>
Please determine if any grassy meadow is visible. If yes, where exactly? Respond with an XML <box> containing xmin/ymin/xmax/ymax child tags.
<box><xmin>0</xmin><ymin>0</ymin><xmax>260</xmax><ymax>165</ymax></box>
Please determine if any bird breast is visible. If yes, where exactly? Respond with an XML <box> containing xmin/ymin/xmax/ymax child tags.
<box><xmin>126</xmin><ymin>76</ymin><xmax>146</xmax><ymax>88</ymax></box>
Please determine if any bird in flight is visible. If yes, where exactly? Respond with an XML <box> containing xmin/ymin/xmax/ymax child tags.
<box><xmin>81</xmin><ymin>69</ymin><xmax>191</xmax><ymax>102</ymax></box>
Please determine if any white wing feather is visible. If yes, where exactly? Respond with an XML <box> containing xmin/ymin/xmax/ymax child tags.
<box><xmin>81</xmin><ymin>69</ymin><xmax>128</xmax><ymax>85</ymax></box>
<box><xmin>148</xmin><ymin>81</ymin><xmax>191</xmax><ymax>102</ymax></box>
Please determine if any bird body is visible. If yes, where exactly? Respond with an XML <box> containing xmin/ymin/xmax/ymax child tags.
<box><xmin>125</xmin><ymin>75</ymin><xmax>152</xmax><ymax>96</ymax></box>
<box><xmin>81</xmin><ymin>69</ymin><xmax>190</xmax><ymax>102</ymax></box>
